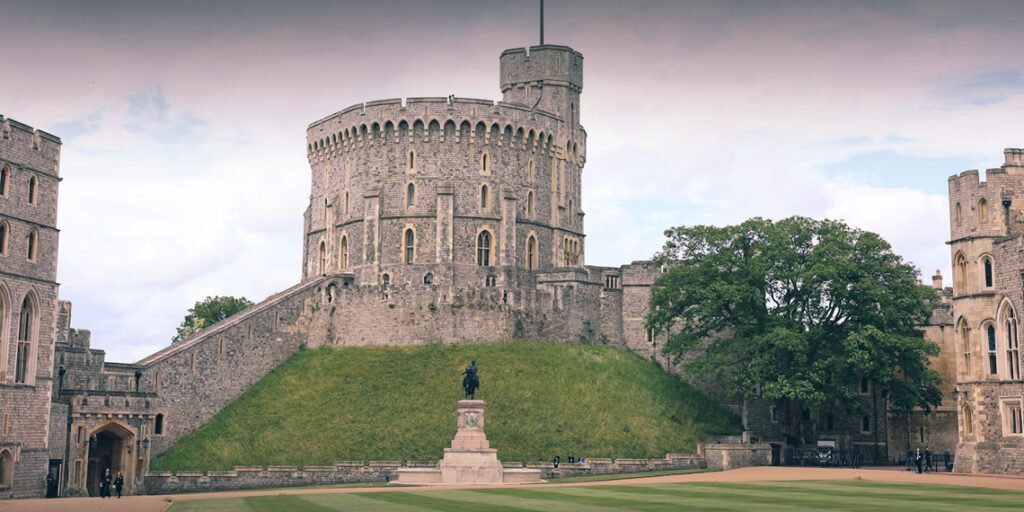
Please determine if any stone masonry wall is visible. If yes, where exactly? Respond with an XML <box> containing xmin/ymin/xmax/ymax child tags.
<box><xmin>0</xmin><ymin>115</ymin><xmax>61</xmax><ymax>499</ymax></box>
<box><xmin>143</xmin><ymin>454</ymin><xmax>705</xmax><ymax>494</ymax></box>
<box><xmin>134</xmin><ymin>279</ymin><xmax>324</xmax><ymax>458</ymax></box>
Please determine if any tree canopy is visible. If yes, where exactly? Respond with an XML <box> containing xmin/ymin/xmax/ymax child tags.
<box><xmin>647</xmin><ymin>216</ymin><xmax>943</xmax><ymax>442</ymax></box>
<box><xmin>172</xmin><ymin>295</ymin><xmax>255</xmax><ymax>343</ymax></box>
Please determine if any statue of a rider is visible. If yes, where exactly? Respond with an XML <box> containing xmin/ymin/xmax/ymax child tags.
<box><xmin>462</xmin><ymin>360</ymin><xmax>479</xmax><ymax>399</ymax></box>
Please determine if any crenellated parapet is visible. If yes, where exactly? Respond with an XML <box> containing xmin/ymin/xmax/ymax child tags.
<box><xmin>300</xmin><ymin>48</ymin><xmax>590</xmax><ymax>297</ymax></box>
<box><xmin>306</xmin><ymin>97</ymin><xmax>584</xmax><ymax>166</ymax></box>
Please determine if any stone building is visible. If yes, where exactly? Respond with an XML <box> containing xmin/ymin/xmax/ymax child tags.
<box><xmin>4</xmin><ymin>43</ymin><xmax>972</xmax><ymax>498</ymax></box>
<box><xmin>949</xmin><ymin>149</ymin><xmax>1024</xmax><ymax>473</ymax></box>
<box><xmin>0</xmin><ymin>115</ymin><xmax>62</xmax><ymax>498</ymax></box>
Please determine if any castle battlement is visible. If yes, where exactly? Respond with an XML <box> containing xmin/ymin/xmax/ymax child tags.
<box><xmin>306</xmin><ymin>97</ymin><xmax>581</xmax><ymax>164</ymax></box>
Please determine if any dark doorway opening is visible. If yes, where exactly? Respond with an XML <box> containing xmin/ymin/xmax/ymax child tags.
<box><xmin>87</xmin><ymin>429</ymin><xmax>128</xmax><ymax>497</ymax></box>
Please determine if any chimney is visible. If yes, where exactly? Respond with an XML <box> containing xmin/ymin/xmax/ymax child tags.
<box><xmin>932</xmin><ymin>270</ymin><xmax>942</xmax><ymax>290</ymax></box>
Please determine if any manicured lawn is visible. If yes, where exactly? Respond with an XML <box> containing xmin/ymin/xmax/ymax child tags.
<box><xmin>167</xmin><ymin>480</ymin><xmax>1024</xmax><ymax>511</ymax></box>
<box><xmin>153</xmin><ymin>343</ymin><xmax>740</xmax><ymax>471</ymax></box>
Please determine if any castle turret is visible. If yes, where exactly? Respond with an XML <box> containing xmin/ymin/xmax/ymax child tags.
<box><xmin>500</xmin><ymin>45</ymin><xmax>583</xmax><ymax>132</ymax></box>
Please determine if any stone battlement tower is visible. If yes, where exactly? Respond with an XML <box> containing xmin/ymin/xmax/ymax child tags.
<box><xmin>302</xmin><ymin>46</ymin><xmax>587</xmax><ymax>299</ymax></box>
<box><xmin>948</xmin><ymin>148</ymin><xmax>1024</xmax><ymax>473</ymax></box>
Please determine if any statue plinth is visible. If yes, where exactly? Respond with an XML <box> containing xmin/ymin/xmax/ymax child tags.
<box><xmin>393</xmin><ymin>399</ymin><xmax>542</xmax><ymax>485</ymax></box>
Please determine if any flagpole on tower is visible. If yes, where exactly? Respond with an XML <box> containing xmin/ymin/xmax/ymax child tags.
<box><xmin>540</xmin><ymin>0</ymin><xmax>544</xmax><ymax>45</ymax></box>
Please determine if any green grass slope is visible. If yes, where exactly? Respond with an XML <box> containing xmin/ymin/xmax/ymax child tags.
<box><xmin>151</xmin><ymin>343</ymin><xmax>741</xmax><ymax>471</ymax></box>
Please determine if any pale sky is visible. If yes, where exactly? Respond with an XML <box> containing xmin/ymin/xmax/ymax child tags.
<box><xmin>2</xmin><ymin>0</ymin><xmax>1023</xmax><ymax>362</ymax></box>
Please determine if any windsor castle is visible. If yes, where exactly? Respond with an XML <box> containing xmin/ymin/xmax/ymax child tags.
<box><xmin>0</xmin><ymin>42</ymin><xmax>1020</xmax><ymax>499</ymax></box>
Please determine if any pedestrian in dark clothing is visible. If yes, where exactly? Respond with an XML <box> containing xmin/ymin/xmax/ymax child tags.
<box><xmin>568</xmin><ymin>453</ymin><xmax>575</xmax><ymax>464</ymax></box>
<box><xmin>101</xmin><ymin>468</ymin><xmax>112</xmax><ymax>498</ymax></box>
<box><xmin>553</xmin><ymin>455</ymin><xmax>560</xmax><ymax>468</ymax></box>
<box><xmin>924</xmin><ymin>446</ymin><xmax>932</xmax><ymax>472</ymax></box>
<box><xmin>914</xmin><ymin>448</ymin><xmax>923</xmax><ymax>474</ymax></box>
<box><xmin>114</xmin><ymin>471</ymin><xmax>124</xmax><ymax>498</ymax></box>
<box><xmin>45</xmin><ymin>472</ymin><xmax>57</xmax><ymax>498</ymax></box>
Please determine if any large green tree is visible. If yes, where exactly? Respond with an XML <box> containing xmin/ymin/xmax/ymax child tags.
<box><xmin>173</xmin><ymin>295</ymin><xmax>255</xmax><ymax>343</ymax></box>
<box><xmin>647</xmin><ymin>216</ymin><xmax>943</xmax><ymax>444</ymax></box>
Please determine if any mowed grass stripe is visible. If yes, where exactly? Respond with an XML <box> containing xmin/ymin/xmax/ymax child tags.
<box><xmin>683</xmin><ymin>480</ymin><xmax>1024</xmax><ymax>509</ymax></box>
<box><xmin>242</xmin><ymin>495</ymin><xmax>340</xmax><ymax>512</ymax></box>
<box><xmin>397</xmin><ymin>489</ymin><xmax>628</xmax><ymax>512</ymax></box>
<box><xmin>300</xmin><ymin>493</ymin><xmax>429</xmax><ymax>512</ymax></box>
<box><xmin>744</xmin><ymin>479</ymin><xmax>1024</xmax><ymax>497</ymax></box>
<box><xmin>599</xmin><ymin>482</ymin><xmax>981</xmax><ymax>512</ymax></box>
<box><xmin>473</xmin><ymin>487</ymin><xmax>742</xmax><ymax>512</ymax></box>
<box><xmin>360</xmin><ymin>491</ymin><xmax>538</xmax><ymax>512</ymax></box>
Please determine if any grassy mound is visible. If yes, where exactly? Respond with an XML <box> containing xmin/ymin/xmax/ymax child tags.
<box><xmin>151</xmin><ymin>343</ymin><xmax>741</xmax><ymax>471</ymax></box>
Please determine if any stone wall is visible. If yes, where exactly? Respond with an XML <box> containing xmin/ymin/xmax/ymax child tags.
<box><xmin>143</xmin><ymin>454</ymin><xmax>707</xmax><ymax>494</ymax></box>
<box><xmin>0</xmin><ymin>115</ymin><xmax>62</xmax><ymax>499</ymax></box>
<box><xmin>699</xmin><ymin>443</ymin><xmax>772</xmax><ymax>471</ymax></box>
<box><xmin>134</xmin><ymin>279</ymin><xmax>324</xmax><ymax>458</ymax></box>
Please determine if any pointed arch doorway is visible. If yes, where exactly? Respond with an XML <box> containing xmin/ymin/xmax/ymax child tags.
<box><xmin>86</xmin><ymin>421</ymin><xmax>135</xmax><ymax>497</ymax></box>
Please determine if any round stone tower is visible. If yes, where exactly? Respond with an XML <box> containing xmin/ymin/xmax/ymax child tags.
<box><xmin>302</xmin><ymin>45</ymin><xmax>587</xmax><ymax>298</ymax></box>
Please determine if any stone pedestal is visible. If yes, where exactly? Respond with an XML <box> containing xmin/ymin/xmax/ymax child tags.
<box><xmin>394</xmin><ymin>400</ymin><xmax>542</xmax><ymax>485</ymax></box>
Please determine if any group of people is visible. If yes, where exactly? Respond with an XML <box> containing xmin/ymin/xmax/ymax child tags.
<box><xmin>98</xmin><ymin>468</ymin><xmax>125</xmax><ymax>498</ymax></box>
<box><xmin>549</xmin><ymin>453</ymin><xmax>586</xmax><ymax>468</ymax></box>
<box><xmin>912</xmin><ymin>446</ymin><xmax>935</xmax><ymax>474</ymax></box>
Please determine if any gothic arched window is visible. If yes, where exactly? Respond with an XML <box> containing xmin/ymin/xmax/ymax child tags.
<box><xmin>15</xmin><ymin>294</ymin><xmax>35</xmax><ymax>384</ymax></box>
<box><xmin>404</xmin><ymin>229</ymin><xmax>415</xmax><ymax>264</ymax></box>
<box><xmin>1004</xmin><ymin>306</ymin><xmax>1020</xmax><ymax>380</ymax></box>
<box><xmin>983</xmin><ymin>257</ymin><xmax>993</xmax><ymax>288</ymax></box>
<box><xmin>339</xmin><ymin>236</ymin><xmax>348</xmax><ymax>271</ymax></box>
<box><xmin>477</xmin><ymin>231</ymin><xmax>492</xmax><ymax>266</ymax></box>
<box><xmin>527</xmin><ymin>235</ymin><xmax>537</xmax><ymax>271</ymax></box>
<box><xmin>989</xmin><ymin>324</ymin><xmax>999</xmax><ymax>375</ymax></box>
<box><xmin>28</xmin><ymin>175</ymin><xmax>37</xmax><ymax>204</ymax></box>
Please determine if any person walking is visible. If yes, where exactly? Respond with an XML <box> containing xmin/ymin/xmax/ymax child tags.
<box><xmin>914</xmin><ymin>448</ymin><xmax>923</xmax><ymax>474</ymax></box>
<box><xmin>114</xmin><ymin>471</ymin><xmax>124</xmax><ymax>498</ymax></box>
<box><xmin>924</xmin><ymin>445</ymin><xmax>932</xmax><ymax>472</ymax></box>
<box><xmin>101</xmin><ymin>468</ymin><xmax>112</xmax><ymax>498</ymax></box>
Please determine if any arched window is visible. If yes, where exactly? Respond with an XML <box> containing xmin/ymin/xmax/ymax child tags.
<box><xmin>155</xmin><ymin>414</ymin><xmax>165</xmax><ymax>435</ymax></box>
<box><xmin>339</xmin><ymin>236</ymin><xmax>348</xmax><ymax>271</ymax></box>
<box><xmin>963</xmin><ymin>405</ymin><xmax>974</xmax><ymax>435</ymax></box>
<box><xmin>979</xmin><ymin>198</ymin><xmax>989</xmax><ymax>222</ymax></box>
<box><xmin>527</xmin><ymin>235</ymin><xmax>537</xmax><ymax>271</ymax></box>
<box><xmin>527</xmin><ymin>191</ymin><xmax>535</xmax><ymax>218</ymax></box>
<box><xmin>28</xmin><ymin>175</ymin><xmax>37</xmax><ymax>204</ymax></box>
<box><xmin>404</xmin><ymin>229</ymin><xmax>415</xmax><ymax>264</ymax></box>
<box><xmin>15</xmin><ymin>295</ymin><xmax>35</xmax><ymax>384</ymax></box>
<box><xmin>955</xmin><ymin>253</ymin><xmax>968</xmax><ymax>291</ymax></box>
<box><xmin>0</xmin><ymin>164</ymin><xmax>8</xmax><ymax>196</ymax></box>
<box><xmin>983</xmin><ymin>257</ymin><xmax>994</xmax><ymax>288</ymax></box>
<box><xmin>480</xmin><ymin>184</ymin><xmax>489</xmax><ymax>209</ymax></box>
<box><xmin>407</xmin><ymin>183</ymin><xmax>416</xmax><ymax>207</ymax></box>
<box><xmin>318</xmin><ymin>241</ymin><xmax>326</xmax><ymax>274</ymax></box>
<box><xmin>989</xmin><ymin>324</ymin><xmax>999</xmax><ymax>375</ymax></box>
<box><xmin>958</xmin><ymin>318</ymin><xmax>970</xmax><ymax>374</ymax></box>
<box><xmin>1005</xmin><ymin>306</ymin><xmax>1020</xmax><ymax>380</ymax></box>
<box><xmin>423</xmin><ymin>272</ymin><xmax>433</xmax><ymax>285</ymax></box>
<box><xmin>408</xmin><ymin>150</ymin><xmax>415</xmax><ymax>172</ymax></box>
<box><xmin>0</xmin><ymin>449</ymin><xmax>12</xmax><ymax>488</ymax></box>
<box><xmin>26</xmin><ymin>229</ymin><xmax>36</xmax><ymax>261</ymax></box>
<box><xmin>528</xmin><ymin>160</ymin><xmax>535</xmax><ymax>182</ymax></box>
<box><xmin>0</xmin><ymin>291</ymin><xmax>7</xmax><ymax>381</ymax></box>
<box><xmin>955</xmin><ymin>202</ymin><xmax>962</xmax><ymax>226</ymax></box>
<box><xmin>481</xmin><ymin>152</ymin><xmax>489</xmax><ymax>175</ymax></box>
<box><xmin>477</xmin><ymin>231</ymin><xmax>492</xmax><ymax>266</ymax></box>
<box><xmin>0</xmin><ymin>221</ymin><xmax>8</xmax><ymax>255</ymax></box>
<box><xmin>344</xmin><ymin>191</ymin><xmax>349</xmax><ymax>217</ymax></box>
